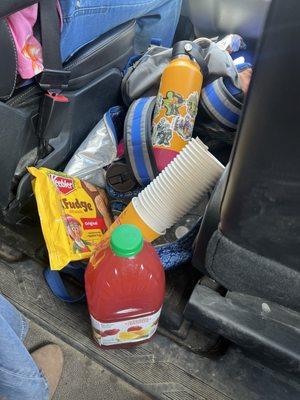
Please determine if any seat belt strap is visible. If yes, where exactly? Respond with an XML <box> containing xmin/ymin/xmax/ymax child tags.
<box><xmin>38</xmin><ymin>0</ymin><xmax>70</xmax><ymax>92</ymax></box>
<box><xmin>35</xmin><ymin>0</ymin><xmax>71</xmax><ymax>158</ymax></box>
<box><xmin>39</xmin><ymin>0</ymin><xmax>61</xmax><ymax>70</ymax></box>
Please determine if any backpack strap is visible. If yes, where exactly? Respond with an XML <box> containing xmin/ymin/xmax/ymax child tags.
<box><xmin>124</xmin><ymin>96</ymin><xmax>159</xmax><ymax>187</ymax></box>
<box><xmin>44</xmin><ymin>262</ymin><xmax>86</xmax><ymax>303</ymax></box>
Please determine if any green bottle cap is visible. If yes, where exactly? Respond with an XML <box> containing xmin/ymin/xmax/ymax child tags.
<box><xmin>110</xmin><ymin>224</ymin><xmax>143</xmax><ymax>258</ymax></box>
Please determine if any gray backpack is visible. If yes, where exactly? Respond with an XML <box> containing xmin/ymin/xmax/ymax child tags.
<box><xmin>121</xmin><ymin>37</ymin><xmax>242</xmax><ymax>106</ymax></box>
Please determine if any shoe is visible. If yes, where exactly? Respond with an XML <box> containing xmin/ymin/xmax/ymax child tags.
<box><xmin>31</xmin><ymin>344</ymin><xmax>63</xmax><ymax>399</ymax></box>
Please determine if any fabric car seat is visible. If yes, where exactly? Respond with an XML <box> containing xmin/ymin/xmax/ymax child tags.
<box><xmin>186</xmin><ymin>0</ymin><xmax>271</xmax><ymax>40</ymax></box>
<box><xmin>0</xmin><ymin>0</ymin><xmax>136</xmax><ymax>224</ymax></box>
<box><xmin>186</xmin><ymin>0</ymin><xmax>300</xmax><ymax>374</ymax></box>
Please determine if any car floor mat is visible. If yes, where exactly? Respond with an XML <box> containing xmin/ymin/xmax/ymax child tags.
<box><xmin>0</xmin><ymin>258</ymin><xmax>299</xmax><ymax>400</ymax></box>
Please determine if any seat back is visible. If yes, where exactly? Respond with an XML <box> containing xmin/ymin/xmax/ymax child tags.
<box><xmin>193</xmin><ymin>0</ymin><xmax>300</xmax><ymax>311</ymax></box>
<box><xmin>186</xmin><ymin>0</ymin><xmax>271</xmax><ymax>40</ymax></box>
<box><xmin>0</xmin><ymin>12</ymin><xmax>135</xmax><ymax>220</ymax></box>
<box><xmin>0</xmin><ymin>19</ymin><xmax>17</xmax><ymax>101</ymax></box>
<box><xmin>0</xmin><ymin>1</ymin><xmax>43</xmax><ymax>100</ymax></box>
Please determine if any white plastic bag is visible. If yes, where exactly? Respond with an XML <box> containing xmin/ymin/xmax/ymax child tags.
<box><xmin>64</xmin><ymin>106</ymin><xmax>124</xmax><ymax>187</ymax></box>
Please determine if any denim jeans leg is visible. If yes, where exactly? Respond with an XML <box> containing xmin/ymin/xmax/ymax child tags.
<box><xmin>0</xmin><ymin>294</ymin><xmax>28</xmax><ymax>342</ymax></box>
<box><xmin>135</xmin><ymin>0</ymin><xmax>182</xmax><ymax>52</ymax></box>
<box><xmin>60</xmin><ymin>0</ymin><xmax>182</xmax><ymax>61</ymax></box>
<box><xmin>0</xmin><ymin>310</ymin><xmax>48</xmax><ymax>400</ymax></box>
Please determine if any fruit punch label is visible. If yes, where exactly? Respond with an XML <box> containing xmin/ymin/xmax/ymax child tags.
<box><xmin>90</xmin><ymin>308</ymin><xmax>162</xmax><ymax>346</ymax></box>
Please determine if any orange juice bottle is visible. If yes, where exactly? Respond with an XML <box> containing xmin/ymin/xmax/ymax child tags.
<box><xmin>85</xmin><ymin>224</ymin><xmax>165</xmax><ymax>348</ymax></box>
<box><xmin>152</xmin><ymin>41</ymin><xmax>206</xmax><ymax>171</ymax></box>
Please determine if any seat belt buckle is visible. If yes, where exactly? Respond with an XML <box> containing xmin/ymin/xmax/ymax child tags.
<box><xmin>37</xmin><ymin>91</ymin><xmax>70</xmax><ymax>143</ymax></box>
<box><xmin>38</xmin><ymin>69</ymin><xmax>71</xmax><ymax>92</ymax></box>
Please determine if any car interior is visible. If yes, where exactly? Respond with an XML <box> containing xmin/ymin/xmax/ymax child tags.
<box><xmin>0</xmin><ymin>0</ymin><xmax>299</xmax><ymax>399</ymax></box>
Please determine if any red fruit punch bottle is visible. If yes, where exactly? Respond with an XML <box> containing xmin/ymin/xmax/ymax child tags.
<box><xmin>85</xmin><ymin>224</ymin><xmax>165</xmax><ymax>348</ymax></box>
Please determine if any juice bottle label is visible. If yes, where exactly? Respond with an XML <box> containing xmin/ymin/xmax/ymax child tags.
<box><xmin>90</xmin><ymin>308</ymin><xmax>162</xmax><ymax>346</ymax></box>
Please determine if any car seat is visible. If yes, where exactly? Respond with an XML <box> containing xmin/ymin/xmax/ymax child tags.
<box><xmin>186</xmin><ymin>0</ymin><xmax>300</xmax><ymax>374</ymax></box>
<box><xmin>0</xmin><ymin>0</ymin><xmax>136</xmax><ymax>224</ymax></box>
<box><xmin>186</xmin><ymin>0</ymin><xmax>271</xmax><ymax>41</ymax></box>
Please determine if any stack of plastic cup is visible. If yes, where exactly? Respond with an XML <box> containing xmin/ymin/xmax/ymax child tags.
<box><xmin>133</xmin><ymin>137</ymin><xmax>225</xmax><ymax>236</ymax></box>
<box><xmin>103</xmin><ymin>137</ymin><xmax>224</xmax><ymax>243</ymax></box>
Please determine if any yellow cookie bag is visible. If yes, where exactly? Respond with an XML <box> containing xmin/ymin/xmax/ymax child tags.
<box><xmin>28</xmin><ymin>167</ymin><xmax>113</xmax><ymax>270</ymax></box>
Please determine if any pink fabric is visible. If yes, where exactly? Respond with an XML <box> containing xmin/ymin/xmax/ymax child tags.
<box><xmin>7</xmin><ymin>3</ymin><xmax>63</xmax><ymax>80</ymax></box>
<box><xmin>117</xmin><ymin>140</ymin><xmax>125</xmax><ymax>158</ymax></box>
<box><xmin>7</xmin><ymin>5</ymin><xmax>43</xmax><ymax>79</ymax></box>
<box><xmin>153</xmin><ymin>147</ymin><xmax>179</xmax><ymax>172</ymax></box>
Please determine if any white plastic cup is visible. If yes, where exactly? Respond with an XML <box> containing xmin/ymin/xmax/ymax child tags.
<box><xmin>133</xmin><ymin>138</ymin><xmax>225</xmax><ymax>233</ymax></box>
<box><xmin>163</xmin><ymin>169</ymin><xmax>197</xmax><ymax>199</ymax></box>
<box><xmin>132</xmin><ymin>197</ymin><xmax>166</xmax><ymax>235</ymax></box>
<box><xmin>139</xmin><ymin>190</ymin><xmax>180</xmax><ymax>232</ymax></box>
<box><xmin>139</xmin><ymin>186</ymin><xmax>183</xmax><ymax>232</ymax></box>
<box><xmin>185</xmin><ymin>144</ymin><xmax>224</xmax><ymax>171</ymax></box>
<box><xmin>166</xmin><ymin>156</ymin><xmax>214</xmax><ymax>194</ymax></box>
<box><xmin>138</xmin><ymin>192</ymin><xmax>167</xmax><ymax>232</ymax></box>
